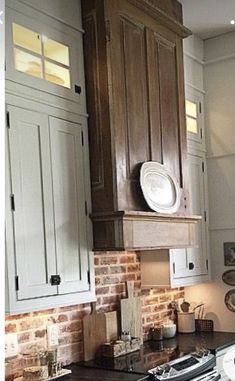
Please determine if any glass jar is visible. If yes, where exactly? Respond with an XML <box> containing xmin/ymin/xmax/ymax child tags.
<box><xmin>22</xmin><ymin>346</ymin><xmax>48</xmax><ymax>381</ymax></box>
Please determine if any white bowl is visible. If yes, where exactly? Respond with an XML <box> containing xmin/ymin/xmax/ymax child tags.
<box><xmin>163</xmin><ymin>323</ymin><xmax>176</xmax><ymax>338</ymax></box>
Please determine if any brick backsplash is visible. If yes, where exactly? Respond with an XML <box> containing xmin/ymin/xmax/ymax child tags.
<box><xmin>5</xmin><ymin>251</ymin><xmax>184</xmax><ymax>380</ymax></box>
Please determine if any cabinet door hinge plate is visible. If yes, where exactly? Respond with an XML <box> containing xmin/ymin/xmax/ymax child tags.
<box><xmin>15</xmin><ymin>276</ymin><xmax>19</xmax><ymax>291</ymax></box>
<box><xmin>10</xmin><ymin>194</ymin><xmax>15</xmax><ymax>211</ymax></box>
<box><xmin>85</xmin><ymin>201</ymin><xmax>88</xmax><ymax>216</ymax></box>
<box><xmin>204</xmin><ymin>211</ymin><xmax>207</xmax><ymax>222</ymax></box>
<box><xmin>202</xmin><ymin>161</ymin><xmax>205</xmax><ymax>173</ymax></box>
<box><xmin>81</xmin><ymin>131</ymin><xmax>84</xmax><ymax>146</ymax></box>
<box><xmin>6</xmin><ymin>111</ymin><xmax>10</xmax><ymax>128</ymax></box>
<box><xmin>173</xmin><ymin>262</ymin><xmax>175</xmax><ymax>274</ymax></box>
<box><xmin>206</xmin><ymin>259</ymin><xmax>209</xmax><ymax>270</ymax></box>
<box><xmin>199</xmin><ymin>102</ymin><xmax>202</xmax><ymax>113</ymax></box>
<box><xmin>87</xmin><ymin>270</ymin><xmax>90</xmax><ymax>284</ymax></box>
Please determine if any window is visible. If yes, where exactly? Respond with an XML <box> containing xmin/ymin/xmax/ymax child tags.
<box><xmin>185</xmin><ymin>99</ymin><xmax>198</xmax><ymax>134</ymax></box>
<box><xmin>13</xmin><ymin>23</ymin><xmax>71</xmax><ymax>88</ymax></box>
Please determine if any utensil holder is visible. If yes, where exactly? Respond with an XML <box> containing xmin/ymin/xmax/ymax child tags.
<box><xmin>195</xmin><ymin>319</ymin><xmax>214</xmax><ymax>332</ymax></box>
<box><xmin>177</xmin><ymin>312</ymin><xmax>195</xmax><ymax>333</ymax></box>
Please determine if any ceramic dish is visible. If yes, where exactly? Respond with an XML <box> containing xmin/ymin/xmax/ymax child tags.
<box><xmin>222</xmin><ymin>270</ymin><xmax>235</xmax><ymax>286</ymax></box>
<box><xmin>140</xmin><ymin>162</ymin><xmax>181</xmax><ymax>214</ymax></box>
<box><xmin>224</xmin><ymin>290</ymin><xmax>235</xmax><ymax>312</ymax></box>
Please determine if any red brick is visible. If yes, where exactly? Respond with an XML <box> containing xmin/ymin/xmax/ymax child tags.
<box><xmin>110</xmin><ymin>265</ymin><xmax>126</xmax><ymax>274</ymax></box>
<box><xmin>110</xmin><ymin>284</ymin><xmax>125</xmax><ymax>294</ymax></box>
<box><xmin>103</xmin><ymin>276</ymin><xmax>120</xmax><ymax>284</ymax></box>
<box><xmin>102</xmin><ymin>295</ymin><xmax>120</xmax><ymax>305</ymax></box>
<box><xmin>95</xmin><ymin>266</ymin><xmax>109</xmax><ymax>275</ymax></box>
<box><xmin>35</xmin><ymin>329</ymin><xmax>46</xmax><ymax>338</ymax></box>
<box><xmin>17</xmin><ymin>332</ymin><xmax>31</xmax><ymax>343</ymax></box>
<box><xmin>127</xmin><ymin>264</ymin><xmax>140</xmax><ymax>272</ymax></box>
<box><xmin>94</xmin><ymin>257</ymin><xmax>99</xmax><ymax>266</ymax></box>
<box><xmin>99</xmin><ymin>256</ymin><xmax>118</xmax><ymax>265</ymax></box>
<box><xmin>19</xmin><ymin>318</ymin><xmax>44</xmax><ymax>331</ymax></box>
<box><xmin>5</xmin><ymin>323</ymin><xmax>17</xmax><ymax>333</ymax></box>
<box><xmin>56</xmin><ymin>314</ymin><xmax>69</xmax><ymax>323</ymax></box>
<box><xmin>119</xmin><ymin>255</ymin><xmax>135</xmax><ymax>264</ymax></box>
<box><xmin>95</xmin><ymin>286</ymin><xmax>110</xmax><ymax>295</ymax></box>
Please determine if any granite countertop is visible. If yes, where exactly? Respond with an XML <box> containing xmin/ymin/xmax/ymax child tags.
<box><xmin>59</xmin><ymin>331</ymin><xmax>235</xmax><ymax>380</ymax></box>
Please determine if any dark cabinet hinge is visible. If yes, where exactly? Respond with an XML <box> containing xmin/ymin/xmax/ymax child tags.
<box><xmin>81</xmin><ymin>131</ymin><xmax>84</xmax><ymax>146</ymax></box>
<box><xmin>10</xmin><ymin>194</ymin><xmax>15</xmax><ymax>211</ymax></box>
<box><xmin>173</xmin><ymin>262</ymin><xmax>175</xmax><ymax>274</ymax></box>
<box><xmin>199</xmin><ymin>102</ymin><xmax>202</xmax><ymax>113</ymax></box>
<box><xmin>87</xmin><ymin>270</ymin><xmax>90</xmax><ymax>284</ymax></box>
<box><xmin>206</xmin><ymin>259</ymin><xmax>209</xmax><ymax>270</ymax></box>
<box><xmin>6</xmin><ymin>111</ymin><xmax>10</xmax><ymax>128</ymax></box>
<box><xmin>15</xmin><ymin>276</ymin><xmax>19</xmax><ymax>291</ymax></box>
<box><xmin>85</xmin><ymin>201</ymin><xmax>88</xmax><ymax>216</ymax></box>
<box><xmin>202</xmin><ymin>161</ymin><xmax>205</xmax><ymax>173</ymax></box>
<box><xmin>204</xmin><ymin>211</ymin><xmax>207</xmax><ymax>222</ymax></box>
<box><xmin>200</xmin><ymin>128</ymin><xmax>203</xmax><ymax>139</ymax></box>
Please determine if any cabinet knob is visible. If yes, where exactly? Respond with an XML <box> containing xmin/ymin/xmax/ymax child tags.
<box><xmin>189</xmin><ymin>262</ymin><xmax>194</xmax><ymax>270</ymax></box>
<box><xmin>50</xmin><ymin>275</ymin><xmax>61</xmax><ymax>285</ymax></box>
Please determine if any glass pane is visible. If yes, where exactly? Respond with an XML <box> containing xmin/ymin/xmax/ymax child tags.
<box><xmin>14</xmin><ymin>48</ymin><xmax>43</xmax><ymax>79</ymax></box>
<box><xmin>13</xmin><ymin>23</ymin><xmax>41</xmax><ymax>54</ymax></box>
<box><xmin>186</xmin><ymin>116</ymin><xmax>198</xmax><ymax>134</ymax></box>
<box><xmin>45</xmin><ymin>60</ymin><xmax>71</xmax><ymax>88</ymax></box>
<box><xmin>43</xmin><ymin>38</ymin><xmax>70</xmax><ymax>66</ymax></box>
<box><xmin>186</xmin><ymin>100</ymin><xmax>197</xmax><ymax>118</ymax></box>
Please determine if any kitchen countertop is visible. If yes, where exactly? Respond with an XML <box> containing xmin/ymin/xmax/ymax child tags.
<box><xmin>59</xmin><ymin>331</ymin><xmax>235</xmax><ymax>380</ymax></box>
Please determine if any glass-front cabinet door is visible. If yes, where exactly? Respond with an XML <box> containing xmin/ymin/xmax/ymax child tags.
<box><xmin>185</xmin><ymin>86</ymin><xmax>205</xmax><ymax>150</ymax></box>
<box><xmin>6</xmin><ymin>5</ymin><xmax>85</xmax><ymax>107</ymax></box>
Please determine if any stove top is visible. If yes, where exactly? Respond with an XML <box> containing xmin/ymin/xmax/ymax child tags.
<box><xmin>82</xmin><ymin>339</ymin><xmax>194</xmax><ymax>375</ymax></box>
<box><xmin>148</xmin><ymin>350</ymin><xmax>215</xmax><ymax>380</ymax></box>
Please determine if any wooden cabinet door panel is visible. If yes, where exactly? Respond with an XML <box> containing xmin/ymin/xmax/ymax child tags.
<box><xmin>7</xmin><ymin>106</ymin><xmax>57</xmax><ymax>299</ymax></box>
<box><xmin>49</xmin><ymin>117</ymin><xmax>90</xmax><ymax>295</ymax></box>
<box><xmin>119</xmin><ymin>16</ymin><xmax>150</xmax><ymax>180</ymax></box>
<box><xmin>156</xmin><ymin>33</ymin><xmax>181</xmax><ymax>186</ymax></box>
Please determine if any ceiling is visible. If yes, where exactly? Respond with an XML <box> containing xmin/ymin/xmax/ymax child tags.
<box><xmin>178</xmin><ymin>0</ymin><xmax>235</xmax><ymax>39</ymax></box>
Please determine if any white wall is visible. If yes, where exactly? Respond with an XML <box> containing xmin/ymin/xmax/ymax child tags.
<box><xmin>184</xmin><ymin>32</ymin><xmax>235</xmax><ymax>332</ymax></box>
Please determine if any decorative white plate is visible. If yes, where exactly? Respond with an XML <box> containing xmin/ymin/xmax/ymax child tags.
<box><xmin>140</xmin><ymin>162</ymin><xmax>181</xmax><ymax>214</ymax></box>
<box><xmin>14</xmin><ymin>369</ymin><xmax>72</xmax><ymax>381</ymax></box>
<box><xmin>225</xmin><ymin>290</ymin><xmax>235</xmax><ymax>313</ymax></box>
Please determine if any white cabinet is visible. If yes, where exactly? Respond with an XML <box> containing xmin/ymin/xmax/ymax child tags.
<box><xmin>185</xmin><ymin>87</ymin><xmax>205</xmax><ymax>152</ymax></box>
<box><xmin>141</xmin><ymin>89</ymin><xmax>210</xmax><ymax>288</ymax></box>
<box><xmin>49</xmin><ymin>117</ymin><xmax>90</xmax><ymax>295</ymax></box>
<box><xmin>170</xmin><ymin>153</ymin><xmax>210</xmax><ymax>286</ymax></box>
<box><xmin>5</xmin><ymin>104</ymin><xmax>95</xmax><ymax>314</ymax></box>
<box><xmin>6</xmin><ymin>106</ymin><xmax>57</xmax><ymax>300</ymax></box>
<box><xmin>5</xmin><ymin>0</ymin><xmax>86</xmax><ymax>115</ymax></box>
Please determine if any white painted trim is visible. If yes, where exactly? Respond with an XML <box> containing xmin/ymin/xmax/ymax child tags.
<box><xmin>184</xmin><ymin>51</ymin><xmax>205</xmax><ymax>65</ymax></box>
<box><xmin>209</xmin><ymin>226</ymin><xmax>235</xmax><ymax>231</ymax></box>
<box><xmin>185</xmin><ymin>81</ymin><xmax>206</xmax><ymax>94</ymax></box>
<box><xmin>6</xmin><ymin>86</ymin><xmax>89</xmax><ymax>119</ymax></box>
<box><xmin>207</xmin><ymin>152</ymin><xmax>235</xmax><ymax>160</ymax></box>
<box><xmin>6</xmin><ymin>0</ymin><xmax>84</xmax><ymax>35</ymax></box>
<box><xmin>204</xmin><ymin>53</ymin><xmax>235</xmax><ymax>65</ymax></box>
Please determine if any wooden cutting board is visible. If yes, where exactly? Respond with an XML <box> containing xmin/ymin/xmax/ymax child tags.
<box><xmin>83</xmin><ymin>302</ymin><xmax>107</xmax><ymax>361</ymax></box>
<box><xmin>83</xmin><ymin>303</ymin><xmax>118</xmax><ymax>360</ymax></box>
<box><xmin>120</xmin><ymin>281</ymin><xmax>143</xmax><ymax>343</ymax></box>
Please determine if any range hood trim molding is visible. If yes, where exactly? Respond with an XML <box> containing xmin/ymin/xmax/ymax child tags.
<box><xmin>91</xmin><ymin>211</ymin><xmax>201</xmax><ymax>251</ymax></box>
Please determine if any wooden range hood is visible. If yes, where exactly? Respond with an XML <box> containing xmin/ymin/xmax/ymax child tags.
<box><xmin>82</xmin><ymin>0</ymin><xmax>200</xmax><ymax>251</ymax></box>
